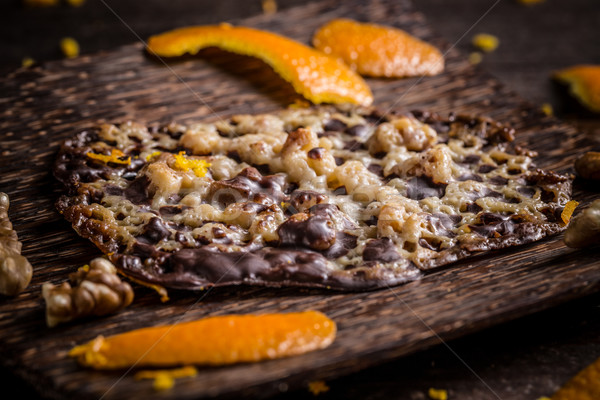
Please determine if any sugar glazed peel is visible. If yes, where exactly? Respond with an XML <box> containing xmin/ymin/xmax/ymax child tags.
<box><xmin>70</xmin><ymin>311</ymin><xmax>336</xmax><ymax>368</ymax></box>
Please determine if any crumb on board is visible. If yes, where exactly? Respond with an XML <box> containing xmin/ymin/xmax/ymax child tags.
<box><xmin>428</xmin><ymin>387</ymin><xmax>448</xmax><ymax>400</ymax></box>
<box><xmin>469</xmin><ymin>52</ymin><xmax>483</xmax><ymax>65</ymax></box>
<box><xmin>472</xmin><ymin>33</ymin><xmax>499</xmax><ymax>53</ymax></box>
<box><xmin>135</xmin><ymin>366</ymin><xmax>198</xmax><ymax>392</ymax></box>
<box><xmin>541</xmin><ymin>103</ymin><xmax>553</xmax><ymax>116</ymax></box>
<box><xmin>60</xmin><ymin>37</ymin><xmax>80</xmax><ymax>58</ymax></box>
<box><xmin>21</xmin><ymin>57</ymin><xmax>35</xmax><ymax>68</ymax></box>
<box><xmin>261</xmin><ymin>0</ymin><xmax>277</xmax><ymax>14</ymax></box>
<box><xmin>308</xmin><ymin>380</ymin><xmax>330</xmax><ymax>396</ymax></box>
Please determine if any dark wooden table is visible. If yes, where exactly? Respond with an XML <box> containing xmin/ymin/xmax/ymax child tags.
<box><xmin>1</xmin><ymin>1</ymin><xmax>599</xmax><ymax>399</ymax></box>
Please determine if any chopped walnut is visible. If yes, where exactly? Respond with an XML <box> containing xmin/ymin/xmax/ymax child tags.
<box><xmin>564</xmin><ymin>199</ymin><xmax>600</xmax><ymax>248</ymax></box>
<box><xmin>575</xmin><ymin>152</ymin><xmax>600</xmax><ymax>180</ymax></box>
<box><xmin>369</xmin><ymin>117</ymin><xmax>437</xmax><ymax>154</ymax></box>
<box><xmin>42</xmin><ymin>257</ymin><xmax>134</xmax><ymax>327</ymax></box>
<box><xmin>0</xmin><ymin>193</ymin><xmax>33</xmax><ymax>296</ymax></box>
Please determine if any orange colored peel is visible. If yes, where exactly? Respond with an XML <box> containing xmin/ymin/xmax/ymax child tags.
<box><xmin>561</xmin><ymin>200</ymin><xmax>579</xmax><ymax>224</ymax></box>
<box><xmin>312</xmin><ymin>19</ymin><xmax>444</xmax><ymax>78</ymax></box>
<box><xmin>69</xmin><ymin>311</ymin><xmax>336</xmax><ymax>369</ymax></box>
<box><xmin>147</xmin><ymin>24</ymin><xmax>372</xmax><ymax>106</ymax></box>
<box><xmin>551</xmin><ymin>356</ymin><xmax>600</xmax><ymax>400</ymax></box>
<box><xmin>86</xmin><ymin>149</ymin><xmax>131</xmax><ymax>165</ymax></box>
<box><xmin>554</xmin><ymin>65</ymin><xmax>600</xmax><ymax>113</ymax></box>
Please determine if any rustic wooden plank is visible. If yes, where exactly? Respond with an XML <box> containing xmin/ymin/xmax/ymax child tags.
<box><xmin>0</xmin><ymin>0</ymin><xmax>598</xmax><ymax>399</ymax></box>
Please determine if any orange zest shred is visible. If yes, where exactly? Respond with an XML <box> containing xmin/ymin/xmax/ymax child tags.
<box><xmin>468</xmin><ymin>52</ymin><xmax>483</xmax><ymax>65</ymax></box>
<box><xmin>308</xmin><ymin>380</ymin><xmax>330</xmax><ymax>396</ymax></box>
<box><xmin>561</xmin><ymin>200</ymin><xmax>579</xmax><ymax>224</ymax></box>
<box><xmin>551</xmin><ymin>356</ymin><xmax>600</xmax><ymax>400</ymax></box>
<box><xmin>261</xmin><ymin>0</ymin><xmax>277</xmax><ymax>14</ymax></box>
<box><xmin>428</xmin><ymin>388</ymin><xmax>448</xmax><ymax>400</ymax></box>
<box><xmin>69</xmin><ymin>311</ymin><xmax>335</xmax><ymax>369</ymax></box>
<box><xmin>472</xmin><ymin>33</ymin><xmax>499</xmax><ymax>53</ymax></box>
<box><xmin>541</xmin><ymin>103</ymin><xmax>554</xmax><ymax>116</ymax></box>
<box><xmin>312</xmin><ymin>18</ymin><xmax>444</xmax><ymax>78</ymax></box>
<box><xmin>86</xmin><ymin>149</ymin><xmax>131</xmax><ymax>165</ymax></box>
<box><xmin>22</xmin><ymin>57</ymin><xmax>35</xmax><ymax>68</ymax></box>
<box><xmin>146</xmin><ymin>24</ymin><xmax>373</xmax><ymax>106</ymax></box>
<box><xmin>554</xmin><ymin>65</ymin><xmax>600</xmax><ymax>113</ymax></box>
<box><xmin>172</xmin><ymin>151</ymin><xmax>211</xmax><ymax>177</ymax></box>
<box><xmin>145</xmin><ymin>150</ymin><xmax>162</xmax><ymax>161</ymax></box>
<box><xmin>135</xmin><ymin>366</ymin><xmax>198</xmax><ymax>391</ymax></box>
<box><xmin>60</xmin><ymin>37</ymin><xmax>80</xmax><ymax>59</ymax></box>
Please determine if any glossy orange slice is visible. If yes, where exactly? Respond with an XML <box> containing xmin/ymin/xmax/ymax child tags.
<box><xmin>551</xmin><ymin>356</ymin><xmax>600</xmax><ymax>400</ymax></box>
<box><xmin>147</xmin><ymin>24</ymin><xmax>373</xmax><ymax>106</ymax></box>
<box><xmin>554</xmin><ymin>65</ymin><xmax>600</xmax><ymax>113</ymax></box>
<box><xmin>312</xmin><ymin>18</ymin><xmax>444</xmax><ymax>78</ymax></box>
<box><xmin>69</xmin><ymin>311</ymin><xmax>336</xmax><ymax>369</ymax></box>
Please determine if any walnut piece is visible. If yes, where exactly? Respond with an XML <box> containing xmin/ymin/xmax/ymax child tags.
<box><xmin>0</xmin><ymin>192</ymin><xmax>33</xmax><ymax>296</ymax></box>
<box><xmin>575</xmin><ymin>152</ymin><xmax>600</xmax><ymax>180</ymax></box>
<box><xmin>564</xmin><ymin>199</ymin><xmax>600</xmax><ymax>248</ymax></box>
<box><xmin>42</xmin><ymin>257</ymin><xmax>134</xmax><ymax>327</ymax></box>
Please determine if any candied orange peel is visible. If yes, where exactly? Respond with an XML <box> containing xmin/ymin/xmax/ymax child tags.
<box><xmin>86</xmin><ymin>149</ymin><xmax>131</xmax><ymax>165</ymax></box>
<box><xmin>69</xmin><ymin>311</ymin><xmax>336</xmax><ymax>369</ymax></box>
<box><xmin>147</xmin><ymin>24</ymin><xmax>372</xmax><ymax>106</ymax></box>
<box><xmin>554</xmin><ymin>65</ymin><xmax>600</xmax><ymax>113</ymax></box>
<box><xmin>312</xmin><ymin>18</ymin><xmax>444</xmax><ymax>78</ymax></box>
<box><xmin>551</xmin><ymin>356</ymin><xmax>600</xmax><ymax>400</ymax></box>
<box><xmin>561</xmin><ymin>200</ymin><xmax>579</xmax><ymax>224</ymax></box>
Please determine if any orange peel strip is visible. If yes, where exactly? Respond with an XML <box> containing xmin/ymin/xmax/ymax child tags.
<box><xmin>561</xmin><ymin>200</ymin><xmax>579</xmax><ymax>224</ymax></box>
<box><xmin>86</xmin><ymin>149</ymin><xmax>131</xmax><ymax>165</ymax></box>
<box><xmin>147</xmin><ymin>24</ymin><xmax>373</xmax><ymax>106</ymax></box>
<box><xmin>69</xmin><ymin>311</ymin><xmax>336</xmax><ymax>369</ymax></box>
<box><xmin>116</xmin><ymin>270</ymin><xmax>169</xmax><ymax>302</ymax></box>
<box><xmin>554</xmin><ymin>65</ymin><xmax>600</xmax><ymax>113</ymax></box>
<box><xmin>551</xmin><ymin>356</ymin><xmax>600</xmax><ymax>400</ymax></box>
<box><xmin>312</xmin><ymin>18</ymin><xmax>444</xmax><ymax>78</ymax></box>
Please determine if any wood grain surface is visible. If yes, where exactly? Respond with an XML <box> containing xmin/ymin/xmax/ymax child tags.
<box><xmin>0</xmin><ymin>0</ymin><xmax>598</xmax><ymax>399</ymax></box>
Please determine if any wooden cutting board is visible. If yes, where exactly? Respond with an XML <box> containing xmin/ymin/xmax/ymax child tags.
<box><xmin>0</xmin><ymin>0</ymin><xmax>598</xmax><ymax>398</ymax></box>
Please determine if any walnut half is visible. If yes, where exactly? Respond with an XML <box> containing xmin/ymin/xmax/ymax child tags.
<box><xmin>0</xmin><ymin>193</ymin><xmax>33</xmax><ymax>296</ymax></box>
<box><xmin>575</xmin><ymin>152</ymin><xmax>600</xmax><ymax>180</ymax></box>
<box><xmin>42</xmin><ymin>257</ymin><xmax>134</xmax><ymax>327</ymax></box>
<box><xmin>564</xmin><ymin>199</ymin><xmax>600</xmax><ymax>248</ymax></box>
